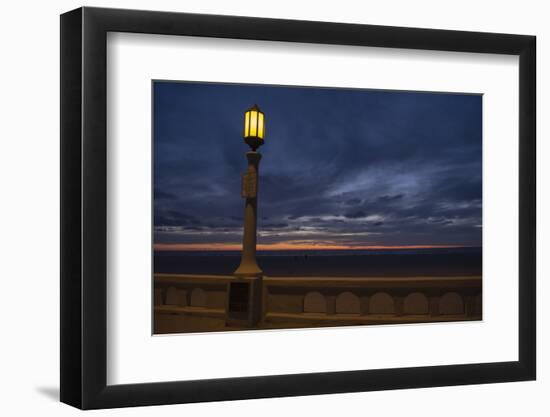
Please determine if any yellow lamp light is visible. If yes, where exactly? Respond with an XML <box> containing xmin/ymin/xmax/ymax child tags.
<box><xmin>243</xmin><ymin>104</ymin><xmax>265</xmax><ymax>151</ymax></box>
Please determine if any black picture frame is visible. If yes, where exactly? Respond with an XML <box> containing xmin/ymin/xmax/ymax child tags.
<box><xmin>60</xmin><ymin>6</ymin><xmax>536</xmax><ymax>410</ymax></box>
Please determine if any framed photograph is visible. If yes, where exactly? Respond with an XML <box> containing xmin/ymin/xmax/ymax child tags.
<box><xmin>60</xmin><ymin>7</ymin><xmax>536</xmax><ymax>409</ymax></box>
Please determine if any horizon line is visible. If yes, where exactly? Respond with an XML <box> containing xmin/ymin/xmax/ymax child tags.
<box><xmin>154</xmin><ymin>243</ymin><xmax>478</xmax><ymax>252</ymax></box>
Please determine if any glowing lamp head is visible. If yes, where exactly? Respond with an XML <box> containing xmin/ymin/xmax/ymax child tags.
<box><xmin>243</xmin><ymin>104</ymin><xmax>265</xmax><ymax>151</ymax></box>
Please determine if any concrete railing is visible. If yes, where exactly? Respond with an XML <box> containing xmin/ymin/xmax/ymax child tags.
<box><xmin>154</xmin><ymin>273</ymin><xmax>481</xmax><ymax>333</ymax></box>
<box><xmin>262</xmin><ymin>276</ymin><xmax>481</xmax><ymax>326</ymax></box>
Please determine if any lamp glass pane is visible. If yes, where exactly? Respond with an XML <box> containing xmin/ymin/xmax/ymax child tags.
<box><xmin>258</xmin><ymin>112</ymin><xmax>264</xmax><ymax>139</ymax></box>
<box><xmin>250</xmin><ymin>111</ymin><xmax>257</xmax><ymax>136</ymax></box>
<box><xmin>244</xmin><ymin>111</ymin><xmax>250</xmax><ymax>137</ymax></box>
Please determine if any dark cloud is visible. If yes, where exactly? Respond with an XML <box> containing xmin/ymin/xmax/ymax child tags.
<box><xmin>154</xmin><ymin>81</ymin><xmax>482</xmax><ymax>247</ymax></box>
<box><xmin>378</xmin><ymin>194</ymin><xmax>404</xmax><ymax>202</ymax></box>
<box><xmin>343</xmin><ymin>210</ymin><xmax>368</xmax><ymax>219</ymax></box>
<box><xmin>154</xmin><ymin>188</ymin><xmax>177</xmax><ymax>200</ymax></box>
<box><xmin>344</xmin><ymin>198</ymin><xmax>362</xmax><ymax>206</ymax></box>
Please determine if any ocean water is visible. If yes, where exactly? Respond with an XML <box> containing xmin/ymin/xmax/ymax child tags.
<box><xmin>154</xmin><ymin>247</ymin><xmax>482</xmax><ymax>277</ymax></box>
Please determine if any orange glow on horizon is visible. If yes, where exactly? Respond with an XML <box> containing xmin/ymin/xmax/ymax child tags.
<box><xmin>154</xmin><ymin>242</ymin><xmax>469</xmax><ymax>251</ymax></box>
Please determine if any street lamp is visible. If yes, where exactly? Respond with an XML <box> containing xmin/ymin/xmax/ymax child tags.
<box><xmin>234</xmin><ymin>104</ymin><xmax>264</xmax><ymax>278</ymax></box>
<box><xmin>228</xmin><ymin>104</ymin><xmax>266</xmax><ymax>327</ymax></box>
<box><xmin>243</xmin><ymin>104</ymin><xmax>265</xmax><ymax>151</ymax></box>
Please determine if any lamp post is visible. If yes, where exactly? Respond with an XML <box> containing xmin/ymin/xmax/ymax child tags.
<box><xmin>234</xmin><ymin>104</ymin><xmax>265</xmax><ymax>277</ymax></box>
<box><xmin>227</xmin><ymin>105</ymin><xmax>265</xmax><ymax>327</ymax></box>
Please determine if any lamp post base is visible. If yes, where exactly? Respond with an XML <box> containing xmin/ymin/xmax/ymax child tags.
<box><xmin>233</xmin><ymin>263</ymin><xmax>263</xmax><ymax>278</ymax></box>
<box><xmin>226</xmin><ymin>276</ymin><xmax>263</xmax><ymax>327</ymax></box>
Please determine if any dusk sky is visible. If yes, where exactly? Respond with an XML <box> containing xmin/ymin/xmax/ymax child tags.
<box><xmin>153</xmin><ymin>81</ymin><xmax>482</xmax><ymax>251</ymax></box>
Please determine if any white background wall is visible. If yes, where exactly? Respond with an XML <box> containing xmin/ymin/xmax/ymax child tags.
<box><xmin>0</xmin><ymin>0</ymin><xmax>546</xmax><ymax>415</ymax></box>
